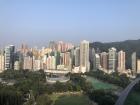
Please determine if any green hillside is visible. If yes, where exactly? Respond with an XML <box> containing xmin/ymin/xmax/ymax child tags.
<box><xmin>90</xmin><ymin>39</ymin><xmax>140</xmax><ymax>69</ymax></box>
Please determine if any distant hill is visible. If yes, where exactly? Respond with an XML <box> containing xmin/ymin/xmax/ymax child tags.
<box><xmin>90</xmin><ymin>39</ymin><xmax>140</xmax><ymax>69</ymax></box>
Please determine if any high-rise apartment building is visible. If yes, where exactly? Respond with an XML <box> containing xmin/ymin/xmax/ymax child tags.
<box><xmin>100</xmin><ymin>52</ymin><xmax>108</xmax><ymax>70</ymax></box>
<box><xmin>75</xmin><ymin>47</ymin><xmax>80</xmax><ymax>67</ymax></box>
<box><xmin>23</xmin><ymin>56</ymin><xmax>33</xmax><ymax>70</ymax></box>
<box><xmin>132</xmin><ymin>52</ymin><xmax>137</xmax><ymax>75</ymax></box>
<box><xmin>64</xmin><ymin>52</ymin><xmax>71</xmax><ymax>69</ymax></box>
<box><xmin>0</xmin><ymin>51</ymin><xmax>4</xmax><ymax>72</ymax></box>
<box><xmin>57</xmin><ymin>41</ymin><xmax>64</xmax><ymax>52</ymax></box>
<box><xmin>108</xmin><ymin>47</ymin><xmax>117</xmax><ymax>73</ymax></box>
<box><xmin>46</xmin><ymin>56</ymin><xmax>56</xmax><ymax>70</ymax></box>
<box><xmin>95</xmin><ymin>54</ymin><xmax>100</xmax><ymax>70</ymax></box>
<box><xmin>92</xmin><ymin>48</ymin><xmax>96</xmax><ymax>70</ymax></box>
<box><xmin>118</xmin><ymin>50</ymin><xmax>126</xmax><ymax>72</ymax></box>
<box><xmin>33</xmin><ymin>56</ymin><xmax>42</xmax><ymax>71</ymax></box>
<box><xmin>80</xmin><ymin>40</ymin><xmax>90</xmax><ymax>73</ymax></box>
<box><xmin>137</xmin><ymin>59</ymin><xmax>140</xmax><ymax>74</ymax></box>
<box><xmin>14</xmin><ymin>61</ymin><xmax>20</xmax><ymax>70</ymax></box>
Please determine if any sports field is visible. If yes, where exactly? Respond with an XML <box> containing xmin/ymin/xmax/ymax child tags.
<box><xmin>86</xmin><ymin>76</ymin><xmax>118</xmax><ymax>90</ymax></box>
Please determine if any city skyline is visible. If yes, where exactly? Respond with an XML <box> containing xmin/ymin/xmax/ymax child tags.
<box><xmin>0</xmin><ymin>40</ymin><xmax>133</xmax><ymax>72</ymax></box>
<box><xmin>0</xmin><ymin>0</ymin><xmax>140</xmax><ymax>46</ymax></box>
<box><xmin>0</xmin><ymin>1</ymin><xmax>140</xmax><ymax>105</ymax></box>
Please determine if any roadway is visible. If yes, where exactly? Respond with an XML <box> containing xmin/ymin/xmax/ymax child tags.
<box><xmin>115</xmin><ymin>77</ymin><xmax>140</xmax><ymax>105</ymax></box>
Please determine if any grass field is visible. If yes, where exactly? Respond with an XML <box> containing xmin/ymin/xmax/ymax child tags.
<box><xmin>51</xmin><ymin>93</ymin><xmax>91</xmax><ymax>105</ymax></box>
<box><xmin>124</xmin><ymin>91</ymin><xmax>140</xmax><ymax>105</ymax></box>
<box><xmin>86</xmin><ymin>76</ymin><xmax>118</xmax><ymax>90</ymax></box>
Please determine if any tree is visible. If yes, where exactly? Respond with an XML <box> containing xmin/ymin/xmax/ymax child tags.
<box><xmin>36</xmin><ymin>95</ymin><xmax>52</xmax><ymax>105</ymax></box>
<box><xmin>88</xmin><ymin>89</ymin><xmax>117</xmax><ymax>105</ymax></box>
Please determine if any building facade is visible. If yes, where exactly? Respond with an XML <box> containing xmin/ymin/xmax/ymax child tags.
<box><xmin>108</xmin><ymin>47</ymin><xmax>117</xmax><ymax>73</ymax></box>
<box><xmin>100</xmin><ymin>52</ymin><xmax>108</xmax><ymax>70</ymax></box>
<box><xmin>4</xmin><ymin>45</ymin><xmax>15</xmax><ymax>70</ymax></box>
<box><xmin>137</xmin><ymin>59</ymin><xmax>140</xmax><ymax>74</ymax></box>
<box><xmin>0</xmin><ymin>52</ymin><xmax>4</xmax><ymax>72</ymax></box>
<box><xmin>95</xmin><ymin>54</ymin><xmax>100</xmax><ymax>70</ymax></box>
<box><xmin>118</xmin><ymin>50</ymin><xmax>126</xmax><ymax>72</ymax></box>
<box><xmin>132</xmin><ymin>52</ymin><xmax>137</xmax><ymax>75</ymax></box>
<box><xmin>80</xmin><ymin>40</ymin><xmax>90</xmax><ymax>73</ymax></box>
<box><xmin>75</xmin><ymin>47</ymin><xmax>80</xmax><ymax>67</ymax></box>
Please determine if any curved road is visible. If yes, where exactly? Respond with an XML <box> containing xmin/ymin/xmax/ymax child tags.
<box><xmin>115</xmin><ymin>77</ymin><xmax>140</xmax><ymax>105</ymax></box>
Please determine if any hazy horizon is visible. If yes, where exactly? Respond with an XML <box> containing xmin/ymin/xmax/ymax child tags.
<box><xmin>0</xmin><ymin>0</ymin><xmax>140</xmax><ymax>46</ymax></box>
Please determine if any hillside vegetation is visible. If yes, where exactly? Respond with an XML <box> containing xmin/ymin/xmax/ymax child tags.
<box><xmin>90</xmin><ymin>39</ymin><xmax>140</xmax><ymax>69</ymax></box>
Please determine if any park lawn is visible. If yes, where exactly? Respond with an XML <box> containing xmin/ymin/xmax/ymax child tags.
<box><xmin>51</xmin><ymin>93</ymin><xmax>91</xmax><ymax>105</ymax></box>
<box><xmin>125</xmin><ymin>91</ymin><xmax>140</xmax><ymax>105</ymax></box>
<box><xmin>86</xmin><ymin>76</ymin><xmax>118</xmax><ymax>90</ymax></box>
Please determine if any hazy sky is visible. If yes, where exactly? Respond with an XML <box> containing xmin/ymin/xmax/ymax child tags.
<box><xmin>0</xmin><ymin>0</ymin><xmax>140</xmax><ymax>46</ymax></box>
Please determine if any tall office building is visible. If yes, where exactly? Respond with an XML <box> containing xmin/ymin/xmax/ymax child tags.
<box><xmin>4</xmin><ymin>45</ymin><xmax>15</xmax><ymax>70</ymax></box>
<box><xmin>100</xmin><ymin>52</ymin><xmax>108</xmax><ymax>70</ymax></box>
<box><xmin>108</xmin><ymin>47</ymin><xmax>117</xmax><ymax>73</ymax></box>
<box><xmin>118</xmin><ymin>50</ymin><xmax>126</xmax><ymax>72</ymax></box>
<box><xmin>80</xmin><ymin>40</ymin><xmax>90</xmax><ymax>73</ymax></box>
<box><xmin>75</xmin><ymin>47</ymin><xmax>80</xmax><ymax>67</ymax></box>
<box><xmin>132</xmin><ymin>52</ymin><xmax>137</xmax><ymax>75</ymax></box>
<box><xmin>10</xmin><ymin>45</ymin><xmax>15</xmax><ymax>69</ymax></box>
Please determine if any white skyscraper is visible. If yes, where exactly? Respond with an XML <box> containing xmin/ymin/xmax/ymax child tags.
<box><xmin>80</xmin><ymin>40</ymin><xmax>90</xmax><ymax>73</ymax></box>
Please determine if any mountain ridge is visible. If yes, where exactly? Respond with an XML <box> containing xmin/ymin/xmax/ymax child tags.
<box><xmin>90</xmin><ymin>39</ymin><xmax>140</xmax><ymax>69</ymax></box>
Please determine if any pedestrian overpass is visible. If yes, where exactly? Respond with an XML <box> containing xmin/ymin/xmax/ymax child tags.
<box><xmin>115</xmin><ymin>77</ymin><xmax>140</xmax><ymax>105</ymax></box>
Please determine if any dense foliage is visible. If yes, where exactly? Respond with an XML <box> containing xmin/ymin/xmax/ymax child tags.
<box><xmin>0</xmin><ymin>85</ymin><xmax>23</xmax><ymax>105</ymax></box>
<box><xmin>0</xmin><ymin>70</ymin><xmax>50</xmax><ymax>105</ymax></box>
<box><xmin>0</xmin><ymin>70</ymin><xmax>119</xmax><ymax>105</ymax></box>
<box><xmin>88</xmin><ymin>89</ymin><xmax>117</xmax><ymax>105</ymax></box>
<box><xmin>124</xmin><ymin>81</ymin><xmax>140</xmax><ymax>105</ymax></box>
<box><xmin>0</xmin><ymin>71</ymin><xmax>93</xmax><ymax>105</ymax></box>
